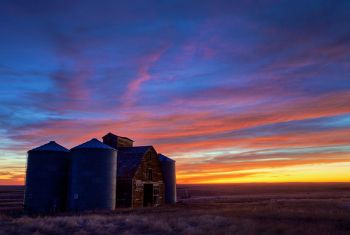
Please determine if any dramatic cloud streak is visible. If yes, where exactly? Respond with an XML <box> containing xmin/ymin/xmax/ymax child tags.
<box><xmin>0</xmin><ymin>0</ymin><xmax>350</xmax><ymax>184</ymax></box>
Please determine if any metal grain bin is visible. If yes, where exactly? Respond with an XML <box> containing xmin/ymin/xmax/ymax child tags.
<box><xmin>24</xmin><ymin>141</ymin><xmax>70</xmax><ymax>213</ymax></box>
<box><xmin>158</xmin><ymin>154</ymin><xmax>176</xmax><ymax>204</ymax></box>
<box><xmin>69</xmin><ymin>138</ymin><xmax>117</xmax><ymax>211</ymax></box>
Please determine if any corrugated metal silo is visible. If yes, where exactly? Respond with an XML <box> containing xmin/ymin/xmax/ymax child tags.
<box><xmin>69</xmin><ymin>138</ymin><xmax>117</xmax><ymax>211</ymax></box>
<box><xmin>158</xmin><ymin>154</ymin><xmax>176</xmax><ymax>204</ymax></box>
<box><xmin>24</xmin><ymin>141</ymin><xmax>70</xmax><ymax>213</ymax></box>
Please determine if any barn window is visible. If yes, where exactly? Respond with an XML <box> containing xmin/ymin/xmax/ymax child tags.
<box><xmin>154</xmin><ymin>187</ymin><xmax>159</xmax><ymax>195</ymax></box>
<box><xmin>153</xmin><ymin>187</ymin><xmax>159</xmax><ymax>204</ymax></box>
<box><xmin>147</xmin><ymin>153</ymin><xmax>152</xmax><ymax>161</ymax></box>
<box><xmin>148</xmin><ymin>168</ymin><xmax>153</xmax><ymax>181</ymax></box>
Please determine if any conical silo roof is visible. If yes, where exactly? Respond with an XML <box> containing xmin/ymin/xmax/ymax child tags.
<box><xmin>29</xmin><ymin>141</ymin><xmax>69</xmax><ymax>152</ymax></box>
<box><xmin>71</xmin><ymin>138</ymin><xmax>115</xmax><ymax>150</ymax></box>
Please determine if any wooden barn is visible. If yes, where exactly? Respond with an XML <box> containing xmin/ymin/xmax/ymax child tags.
<box><xmin>102</xmin><ymin>133</ymin><xmax>165</xmax><ymax>208</ymax></box>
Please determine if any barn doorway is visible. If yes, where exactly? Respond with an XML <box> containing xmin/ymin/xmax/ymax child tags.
<box><xmin>143</xmin><ymin>184</ymin><xmax>153</xmax><ymax>207</ymax></box>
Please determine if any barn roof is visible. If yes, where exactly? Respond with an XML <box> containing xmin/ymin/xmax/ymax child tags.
<box><xmin>71</xmin><ymin>138</ymin><xmax>115</xmax><ymax>150</ymax></box>
<box><xmin>158</xmin><ymin>153</ymin><xmax>175</xmax><ymax>162</ymax></box>
<box><xmin>29</xmin><ymin>141</ymin><xmax>69</xmax><ymax>152</ymax></box>
<box><xmin>117</xmin><ymin>146</ymin><xmax>155</xmax><ymax>177</ymax></box>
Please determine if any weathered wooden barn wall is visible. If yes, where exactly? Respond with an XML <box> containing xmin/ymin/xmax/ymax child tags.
<box><xmin>132</xmin><ymin>148</ymin><xmax>165</xmax><ymax>208</ymax></box>
<box><xmin>117</xmin><ymin>137</ymin><xmax>133</xmax><ymax>148</ymax></box>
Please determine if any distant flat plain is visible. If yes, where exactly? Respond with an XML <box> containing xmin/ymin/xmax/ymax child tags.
<box><xmin>1</xmin><ymin>183</ymin><xmax>350</xmax><ymax>235</ymax></box>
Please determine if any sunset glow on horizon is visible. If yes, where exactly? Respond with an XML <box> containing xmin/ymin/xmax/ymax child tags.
<box><xmin>1</xmin><ymin>1</ymin><xmax>350</xmax><ymax>185</ymax></box>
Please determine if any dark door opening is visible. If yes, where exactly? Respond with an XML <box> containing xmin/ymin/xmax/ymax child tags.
<box><xmin>143</xmin><ymin>184</ymin><xmax>153</xmax><ymax>207</ymax></box>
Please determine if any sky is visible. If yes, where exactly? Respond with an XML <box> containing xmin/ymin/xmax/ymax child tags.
<box><xmin>0</xmin><ymin>0</ymin><xmax>350</xmax><ymax>185</ymax></box>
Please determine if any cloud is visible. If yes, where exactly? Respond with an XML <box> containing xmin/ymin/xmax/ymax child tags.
<box><xmin>1</xmin><ymin>0</ymin><xmax>350</xmax><ymax>184</ymax></box>
<box><xmin>122</xmin><ymin>44</ymin><xmax>170</xmax><ymax>107</ymax></box>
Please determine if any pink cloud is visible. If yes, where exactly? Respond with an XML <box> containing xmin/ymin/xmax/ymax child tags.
<box><xmin>122</xmin><ymin>45</ymin><xmax>170</xmax><ymax>108</ymax></box>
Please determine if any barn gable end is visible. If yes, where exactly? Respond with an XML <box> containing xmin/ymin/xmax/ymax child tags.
<box><xmin>132</xmin><ymin>147</ymin><xmax>164</xmax><ymax>207</ymax></box>
<box><xmin>116</xmin><ymin>146</ymin><xmax>165</xmax><ymax>208</ymax></box>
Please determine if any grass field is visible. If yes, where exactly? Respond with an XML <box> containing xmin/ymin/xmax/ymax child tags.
<box><xmin>1</xmin><ymin>183</ymin><xmax>350</xmax><ymax>234</ymax></box>
<box><xmin>0</xmin><ymin>186</ymin><xmax>23</xmax><ymax>212</ymax></box>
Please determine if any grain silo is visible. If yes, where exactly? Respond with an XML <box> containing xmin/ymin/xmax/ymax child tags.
<box><xmin>24</xmin><ymin>141</ymin><xmax>70</xmax><ymax>213</ymax></box>
<box><xmin>69</xmin><ymin>138</ymin><xmax>117</xmax><ymax>211</ymax></box>
<box><xmin>158</xmin><ymin>154</ymin><xmax>176</xmax><ymax>204</ymax></box>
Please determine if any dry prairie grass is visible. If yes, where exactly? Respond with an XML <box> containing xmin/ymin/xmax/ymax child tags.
<box><xmin>1</xmin><ymin>183</ymin><xmax>350</xmax><ymax>235</ymax></box>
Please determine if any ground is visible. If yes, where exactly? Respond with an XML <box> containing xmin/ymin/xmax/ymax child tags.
<box><xmin>1</xmin><ymin>183</ymin><xmax>350</xmax><ymax>235</ymax></box>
